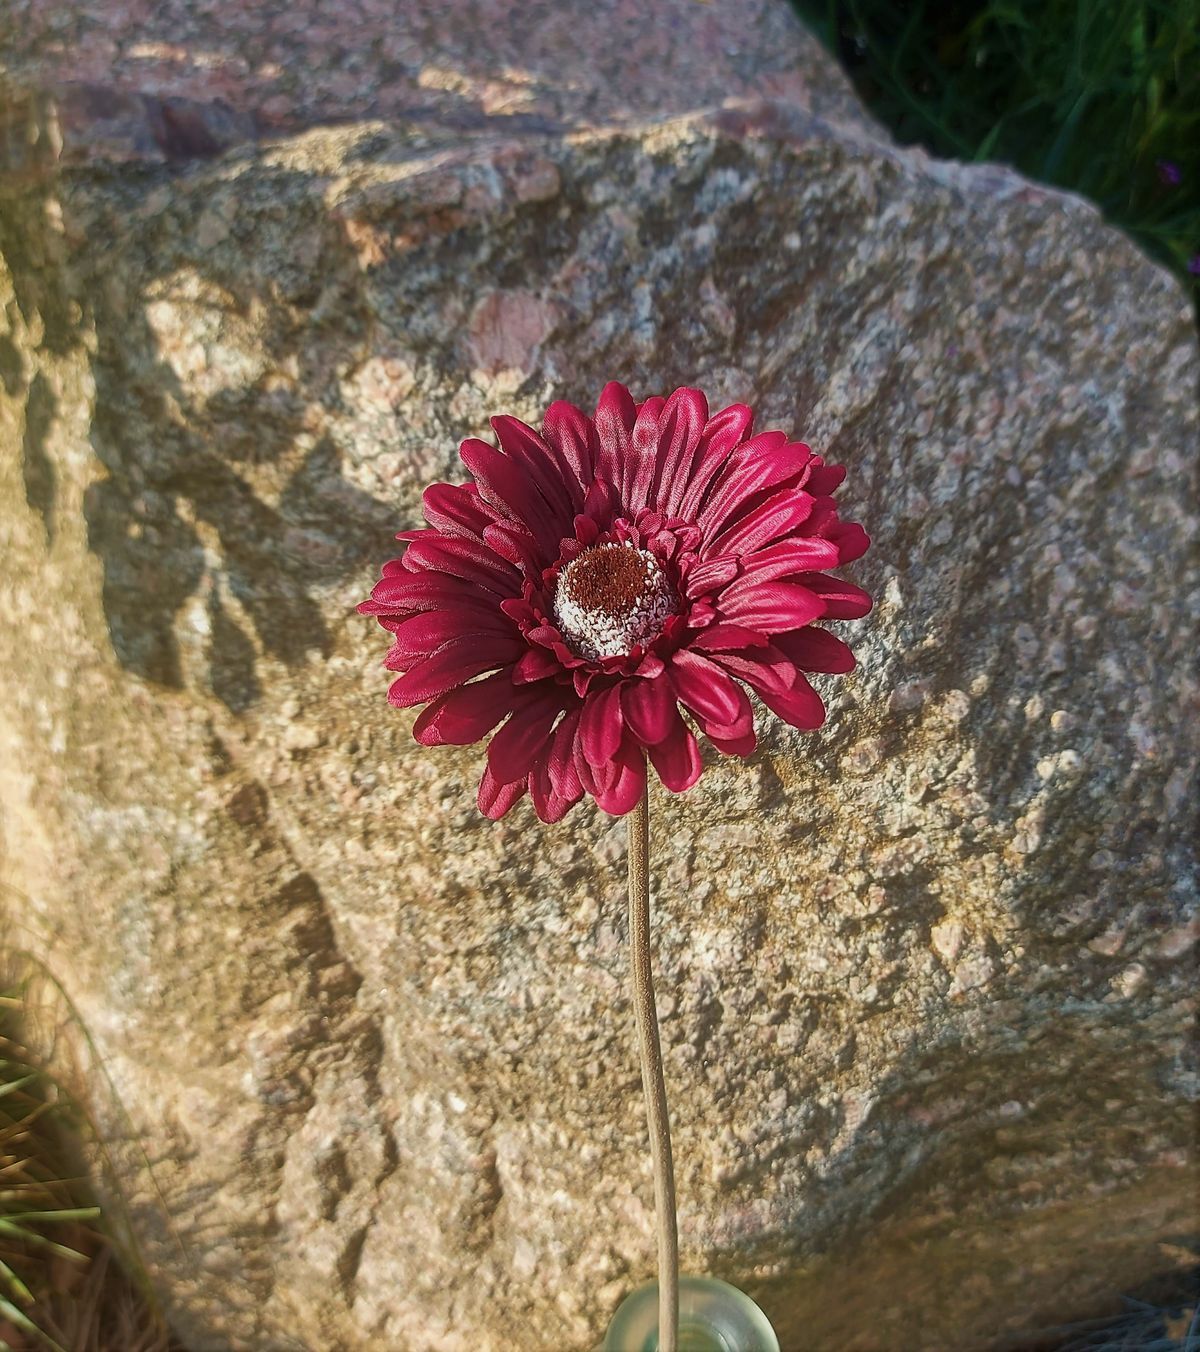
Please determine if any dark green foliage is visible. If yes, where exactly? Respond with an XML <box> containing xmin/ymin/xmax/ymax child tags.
<box><xmin>792</xmin><ymin>0</ymin><xmax>1200</xmax><ymax>299</ymax></box>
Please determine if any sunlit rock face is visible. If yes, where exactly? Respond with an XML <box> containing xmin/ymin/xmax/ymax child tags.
<box><xmin>0</xmin><ymin>2</ymin><xmax>1196</xmax><ymax>1349</ymax></box>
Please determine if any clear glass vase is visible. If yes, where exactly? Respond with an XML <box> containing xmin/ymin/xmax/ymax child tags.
<box><xmin>603</xmin><ymin>1275</ymin><xmax>780</xmax><ymax>1352</ymax></box>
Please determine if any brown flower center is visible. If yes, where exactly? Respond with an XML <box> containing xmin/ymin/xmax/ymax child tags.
<box><xmin>560</xmin><ymin>544</ymin><xmax>650</xmax><ymax>618</ymax></box>
<box><xmin>553</xmin><ymin>543</ymin><xmax>676</xmax><ymax>661</ymax></box>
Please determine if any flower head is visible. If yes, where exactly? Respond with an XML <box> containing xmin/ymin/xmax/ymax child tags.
<box><xmin>360</xmin><ymin>384</ymin><xmax>871</xmax><ymax>821</ymax></box>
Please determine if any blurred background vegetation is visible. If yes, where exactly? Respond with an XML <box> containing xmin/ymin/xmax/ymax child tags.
<box><xmin>790</xmin><ymin>0</ymin><xmax>1200</xmax><ymax>307</ymax></box>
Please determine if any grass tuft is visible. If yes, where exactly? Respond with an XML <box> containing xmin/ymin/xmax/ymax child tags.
<box><xmin>0</xmin><ymin>974</ymin><xmax>181</xmax><ymax>1352</ymax></box>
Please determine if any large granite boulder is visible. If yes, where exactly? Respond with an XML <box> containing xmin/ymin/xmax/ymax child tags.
<box><xmin>0</xmin><ymin>2</ymin><xmax>1196</xmax><ymax>1349</ymax></box>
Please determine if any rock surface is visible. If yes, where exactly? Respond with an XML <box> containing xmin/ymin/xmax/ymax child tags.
<box><xmin>1</xmin><ymin>2</ymin><xmax>1197</xmax><ymax>1350</ymax></box>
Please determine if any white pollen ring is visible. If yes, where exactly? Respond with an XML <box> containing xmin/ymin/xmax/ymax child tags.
<box><xmin>552</xmin><ymin>543</ymin><xmax>676</xmax><ymax>662</ymax></box>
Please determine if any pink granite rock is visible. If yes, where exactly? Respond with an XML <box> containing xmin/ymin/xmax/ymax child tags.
<box><xmin>0</xmin><ymin>3</ymin><xmax>1196</xmax><ymax>1352</ymax></box>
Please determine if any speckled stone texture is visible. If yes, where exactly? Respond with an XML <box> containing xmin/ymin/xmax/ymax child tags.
<box><xmin>1</xmin><ymin>4</ymin><xmax>1197</xmax><ymax>1351</ymax></box>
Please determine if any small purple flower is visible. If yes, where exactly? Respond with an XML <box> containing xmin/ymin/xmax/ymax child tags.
<box><xmin>1157</xmin><ymin>160</ymin><xmax>1182</xmax><ymax>187</ymax></box>
<box><xmin>1188</xmin><ymin>254</ymin><xmax>1200</xmax><ymax>278</ymax></box>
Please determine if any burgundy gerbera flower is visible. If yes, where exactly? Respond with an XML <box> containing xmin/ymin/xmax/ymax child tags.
<box><xmin>360</xmin><ymin>384</ymin><xmax>871</xmax><ymax>822</ymax></box>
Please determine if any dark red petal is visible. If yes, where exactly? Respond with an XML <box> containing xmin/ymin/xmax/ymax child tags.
<box><xmin>621</xmin><ymin>675</ymin><xmax>676</xmax><ymax>745</ymax></box>
<box><xmin>801</xmin><ymin>575</ymin><xmax>873</xmax><ymax>619</ymax></box>
<box><xmin>623</xmin><ymin>396</ymin><xmax>666</xmax><ymax>512</ymax></box>
<box><xmin>483</xmin><ymin>521</ymin><xmax>543</xmax><ymax>575</ymax></box>
<box><xmin>387</xmin><ymin>635</ymin><xmax>523</xmax><ymax>706</ymax></box>
<box><xmin>670</xmin><ymin>649</ymin><xmax>752</xmax><ymax>727</ymax></box>
<box><xmin>384</xmin><ymin>607</ymin><xmax>512</xmax><ymax>663</ymax></box>
<box><xmin>512</xmin><ymin>646</ymin><xmax>564</xmax><ymax>684</ymax></box>
<box><xmin>478</xmin><ymin>764</ymin><xmax>527</xmax><ymax>819</ymax></box>
<box><xmin>696</xmin><ymin>432</ymin><xmax>797</xmax><ymax>535</ymax></box>
<box><xmin>708</xmin><ymin>486</ymin><xmax>816</xmax><ymax>556</ymax></box>
<box><xmin>402</xmin><ymin>534</ymin><xmax>520</xmax><ymax>594</ymax></box>
<box><xmin>593</xmin><ymin>382</ymin><xmax>637</xmax><ymax>488</ymax></box>
<box><xmin>690</xmin><ymin>623</ymin><xmax>770</xmax><ymax>652</ymax></box>
<box><xmin>672</xmin><ymin>402</ymin><xmax>754</xmax><ymax>520</ymax></box>
<box><xmin>530</xmin><ymin>708</ymin><xmax>585</xmax><ymax>822</ymax></box>
<box><xmin>773</xmin><ymin>627</ymin><xmax>856</xmax><ymax>674</ymax></box>
<box><xmin>359</xmin><ymin>571</ymin><xmax>495</xmax><ymax>616</ymax></box>
<box><xmin>719</xmin><ymin>580</ymin><xmax>825</xmax><ymax>632</ymax></box>
<box><xmin>647</xmin><ymin>712</ymin><xmax>703</xmax><ymax>793</ymax></box>
<box><xmin>806</xmin><ymin>462</ymin><xmax>847</xmax><ymax>495</ymax></box>
<box><xmin>650</xmin><ymin>387</ymin><xmax>708</xmax><ymax>512</ymax></box>
<box><xmin>582</xmin><ymin>476</ymin><xmax>617</xmax><ymax>527</ymax></box>
<box><xmin>412</xmin><ymin>671</ymin><xmax>516</xmax><ymax>745</ymax></box>
<box><xmin>459</xmin><ymin>437</ymin><xmax>563</xmax><ymax>556</ymax></box>
<box><xmin>542</xmin><ymin>400</ymin><xmax>595</xmax><ymax>500</ymax></box>
<box><xmin>737</xmin><ymin>537</ymin><xmax>841</xmax><ymax>583</ymax></box>
<box><xmin>685</xmin><ymin>555</ymin><xmax>739</xmax><ymax>599</ymax></box>
<box><xmin>755</xmin><ymin>672</ymin><xmax>827</xmax><ymax>731</ymax></box>
<box><xmin>579</xmin><ymin>682</ymin><xmax>624</xmax><ymax>765</ymax></box>
<box><xmin>422</xmin><ymin>481</ymin><xmax>491</xmax><ymax>537</ymax></box>
<box><xmin>491</xmin><ymin>415</ymin><xmax>578</xmax><ymax>520</ymax></box>
<box><xmin>487</xmin><ymin>694</ymin><xmax>564</xmax><ymax>784</ymax></box>
<box><xmin>705</xmin><ymin>724</ymin><xmax>757</xmax><ymax>756</ymax></box>
<box><xmin>831</xmin><ymin>521</ymin><xmax>871</xmax><ymax>564</ymax></box>
<box><xmin>710</xmin><ymin>645</ymin><xmax>796</xmax><ymax>697</ymax></box>
<box><xmin>587</xmin><ymin>737</ymin><xmax>647</xmax><ymax>816</ymax></box>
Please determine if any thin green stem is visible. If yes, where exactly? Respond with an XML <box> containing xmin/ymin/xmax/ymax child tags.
<box><xmin>627</xmin><ymin>783</ymin><xmax>678</xmax><ymax>1352</ymax></box>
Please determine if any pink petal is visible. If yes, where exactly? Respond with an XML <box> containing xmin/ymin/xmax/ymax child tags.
<box><xmin>718</xmin><ymin>580</ymin><xmax>825</xmax><ymax>632</ymax></box>
<box><xmin>647</xmin><ymin>712</ymin><xmax>703</xmax><ymax>793</ymax></box>
<box><xmin>649</xmin><ymin>387</ymin><xmax>708</xmax><ymax>512</ymax></box>
<box><xmin>708</xmin><ymin>485</ymin><xmax>816</xmax><ymax>556</ymax></box>
<box><xmin>387</xmin><ymin>635</ymin><xmax>523</xmax><ymax>706</ymax></box>
<box><xmin>621</xmin><ymin>674</ymin><xmax>676</xmax><ymax>745</ymax></box>
<box><xmin>478</xmin><ymin>764</ymin><xmax>527</xmax><ymax>819</ymax></box>
<box><xmin>671</xmin><ymin>402</ymin><xmax>754</xmax><ymax>520</ymax></box>
<box><xmin>670</xmin><ymin>649</ymin><xmax>752</xmax><ymax>727</ymax></box>
<box><xmin>579</xmin><ymin>682</ymin><xmax>624</xmax><ymax>764</ymax></box>
<box><xmin>801</xmin><ymin>575</ymin><xmax>873</xmax><ymax>619</ymax></box>
<box><xmin>593</xmin><ymin>382</ymin><xmax>637</xmax><ymax>488</ymax></box>
<box><xmin>412</xmin><ymin>671</ymin><xmax>517</xmax><ymax>745</ymax></box>
<box><xmin>773</xmin><ymin>628</ymin><xmax>856</xmax><ymax>673</ymax></box>
<box><xmin>487</xmin><ymin>694</ymin><xmax>564</xmax><ymax>785</ymax></box>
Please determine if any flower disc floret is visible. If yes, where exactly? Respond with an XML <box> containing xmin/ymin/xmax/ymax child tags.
<box><xmin>553</xmin><ymin>543</ymin><xmax>677</xmax><ymax>662</ymax></box>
